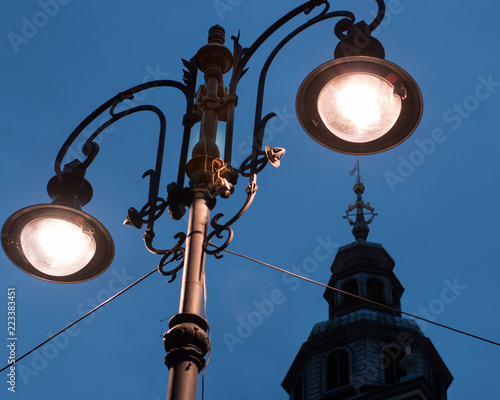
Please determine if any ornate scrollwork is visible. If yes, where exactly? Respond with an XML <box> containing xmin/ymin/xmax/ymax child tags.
<box><xmin>125</xmin><ymin>198</ymin><xmax>167</xmax><ymax>229</ymax></box>
<box><xmin>157</xmin><ymin>232</ymin><xmax>187</xmax><ymax>283</ymax></box>
<box><xmin>204</xmin><ymin>175</ymin><xmax>258</xmax><ymax>258</ymax></box>
<box><xmin>124</xmin><ymin>168</ymin><xmax>168</xmax><ymax>229</ymax></box>
<box><xmin>204</xmin><ymin>214</ymin><xmax>235</xmax><ymax>259</ymax></box>
<box><xmin>237</xmin><ymin>143</ymin><xmax>286</xmax><ymax>178</ymax></box>
<box><xmin>238</xmin><ymin>151</ymin><xmax>268</xmax><ymax>177</ymax></box>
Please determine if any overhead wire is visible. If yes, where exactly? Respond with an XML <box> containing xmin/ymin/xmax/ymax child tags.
<box><xmin>3</xmin><ymin>242</ymin><xmax>498</xmax><ymax>375</ymax></box>
<box><xmin>211</xmin><ymin>245</ymin><xmax>500</xmax><ymax>348</ymax></box>
<box><xmin>0</xmin><ymin>266</ymin><xmax>158</xmax><ymax>373</ymax></box>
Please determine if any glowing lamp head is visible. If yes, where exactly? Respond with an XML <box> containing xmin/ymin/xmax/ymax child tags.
<box><xmin>2</xmin><ymin>204</ymin><xmax>114</xmax><ymax>283</ymax></box>
<box><xmin>296</xmin><ymin>56</ymin><xmax>423</xmax><ymax>155</ymax></box>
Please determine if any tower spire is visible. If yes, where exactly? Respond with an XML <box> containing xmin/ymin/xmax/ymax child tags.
<box><xmin>344</xmin><ymin>160</ymin><xmax>376</xmax><ymax>241</ymax></box>
<box><xmin>283</xmin><ymin>160</ymin><xmax>453</xmax><ymax>400</ymax></box>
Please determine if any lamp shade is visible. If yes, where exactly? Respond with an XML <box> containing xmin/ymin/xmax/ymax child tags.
<box><xmin>296</xmin><ymin>56</ymin><xmax>423</xmax><ymax>155</ymax></box>
<box><xmin>1</xmin><ymin>204</ymin><xmax>114</xmax><ymax>283</ymax></box>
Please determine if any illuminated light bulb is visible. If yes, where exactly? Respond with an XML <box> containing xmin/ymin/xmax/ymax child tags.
<box><xmin>317</xmin><ymin>73</ymin><xmax>402</xmax><ymax>143</ymax></box>
<box><xmin>338</xmin><ymin>83</ymin><xmax>381</xmax><ymax>127</ymax></box>
<box><xmin>20</xmin><ymin>217</ymin><xmax>96</xmax><ymax>276</ymax></box>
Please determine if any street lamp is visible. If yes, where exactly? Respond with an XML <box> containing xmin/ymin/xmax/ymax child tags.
<box><xmin>297</xmin><ymin>56</ymin><xmax>422</xmax><ymax>154</ymax></box>
<box><xmin>296</xmin><ymin>18</ymin><xmax>422</xmax><ymax>154</ymax></box>
<box><xmin>2</xmin><ymin>162</ymin><xmax>114</xmax><ymax>283</ymax></box>
<box><xmin>1</xmin><ymin>1</ymin><xmax>422</xmax><ymax>399</ymax></box>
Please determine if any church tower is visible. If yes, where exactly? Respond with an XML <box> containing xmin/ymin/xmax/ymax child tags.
<box><xmin>282</xmin><ymin>179</ymin><xmax>453</xmax><ymax>400</ymax></box>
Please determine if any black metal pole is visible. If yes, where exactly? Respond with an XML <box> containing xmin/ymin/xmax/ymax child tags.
<box><xmin>164</xmin><ymin>25</ymin><xmax>233</xmax><ymax>400</ymax></box>
<box><xmin>164</xmin><ymin>190</ymin><xmax>211</xmax><ymax>400</ymax></box>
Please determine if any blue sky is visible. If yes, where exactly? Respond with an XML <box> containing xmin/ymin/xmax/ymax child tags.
<box><xmin>1</xmin><ymin>0</ymin><xmax>499</xmax><ymax>399</ymax></box>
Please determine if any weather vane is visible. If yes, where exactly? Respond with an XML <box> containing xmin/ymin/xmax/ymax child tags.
<box><xmin>344</xmin><ymin>158</ymin><xmax>377</xmax><ymax>240</ymax></box>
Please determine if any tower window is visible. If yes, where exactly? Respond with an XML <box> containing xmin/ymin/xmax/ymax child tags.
<box><xmin>341</xmin><ymin>279</ymin><xmax>359</xmax><ymax>307</ymax></box>
<box><xmin>367</xmin><ymin>278</ymin><xmax>384</xmax><ymax>303</ymax></box>
<box><xmin>293</xmin><ymin>375</ymin><xmax>304</xmax><ymax>400</ymax></box>
<box><xmin>326</xmin><ymin>349</ymin><xmax>350</xmax><ymax>390</ymax></box>
<box><xmin>382</xmin><ymin>345</ymin><xmax>404</xmax><ymax>384</ymax></box>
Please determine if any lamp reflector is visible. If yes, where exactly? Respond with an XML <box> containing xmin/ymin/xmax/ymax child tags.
<box><xmin>296</xmin><ymin>56</ymin><xmax>423</xmax><ymax>155</ymax></box>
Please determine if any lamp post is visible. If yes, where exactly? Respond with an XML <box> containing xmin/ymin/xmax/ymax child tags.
<box><xmin>1</xmin><ymin>1</ymin><xmax>422</xmax><ymax>399</ymax></box>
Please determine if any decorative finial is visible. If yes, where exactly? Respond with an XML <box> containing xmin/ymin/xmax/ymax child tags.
<box><xmin>344</xmin><ymin>158</ymin><xmax>376</xmax><ymax>241</ymax></box>
<box><xmin>207</xmin><ymin>25</ymin><xmax>226</xmax><ymax>45</ymax></box>
<box><xmin>195</xmin><ymin>25</ymin><xmax>233</xmax><ymax>74</ymax></box>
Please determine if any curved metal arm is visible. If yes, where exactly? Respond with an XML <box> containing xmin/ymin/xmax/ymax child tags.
<box><xmin>207</xmin><ymin>1</ymin><xmax>386</xmax><ymax>256</ymax></box>
<box><xmin>55</xmin><ymin>79</ymin><xmax>188</xmax><ymax>175</ymax></box>
<box><xmin>223</xmin><ymin>0</ymin><xmax>385</xmax><ymax>167</ymax></box>
<box><xmin>228</xmin><ymin>1</ymin><xmax>330</xmax><ymax>90</ymax></box>
<box><xmin>54</xmin><ymin>56</ymin><xmax>198</xmax><ymax>190</ymax></box>
<box><xmin>52</xmin><ymin>57</ymin><xmax>198</xmax><ymax>256</ymax></box>
<box><xmin>223</xmin><ymin>1</ymin><xmax>330</xmax><ymax>162</ymax></box>
<box><xmin>104</xmin><ymin>105</ymin><xmax>167</xmax><ymax>232</ymax></box>
<box><xmin>250</xmin><ymin>9</ymin><xmax>356</xmax><ymax>165</ymax></box>
<box><xmin>368</xmin><ymin>0</ymin><xmax>386</xmax><ymax>34</ymax></box>
<box><xmin>71</xmin><ymin>103</ymin><xmax>172</xmax><ymax>253</ymax></box>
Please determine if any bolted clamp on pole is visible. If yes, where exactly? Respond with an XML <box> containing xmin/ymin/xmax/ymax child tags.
<box><xmin>164</xmin><ymin>314</ymin><xmax>210</xmax><ymax>370</ymax></box>
<box><xmin>164</xmin><ymin>314</ymin><xmax>210</xmax><ymax>400</ymax></box>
